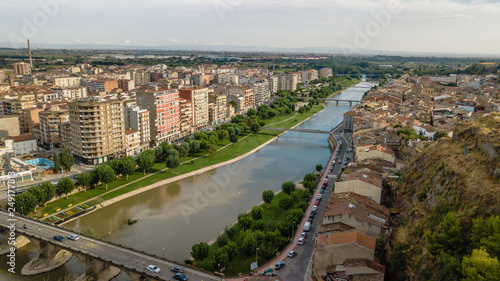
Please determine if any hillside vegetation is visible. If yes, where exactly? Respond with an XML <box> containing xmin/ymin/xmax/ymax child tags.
<box><xmin>388</xmin><ymin>113</ymin><xmax>500</xmax><ymax>280</ymax></box>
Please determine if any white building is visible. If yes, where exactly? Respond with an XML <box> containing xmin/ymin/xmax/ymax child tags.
<box><xmin>54</xmin><ymin>87</ymin><xmax>88</xmax><ymax>100</ymax></box>
<box><xmin>2</xmin><ymin>134</ymin><xmax>37</xmax><ymax>155</ymax></box>
<box><xmin>251</xmin><ymin>81</ymin><xmax>271</xmax><ymax>106</ymax></box>
<box><xmin>51</xmin><ymin>76</ymin><xmax>81</xmax><ymax>87</ymax></box>
<box><xmin>218</xmin><ymin>73</ymin><xmax>239</xmax><ymax>85</ymax></box>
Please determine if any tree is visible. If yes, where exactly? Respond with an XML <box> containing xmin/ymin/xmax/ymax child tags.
<box><xmin>95</xmin><ymin>165</ymin><xmax>115</xmax><ymax>190</ymax></box>
<box><xmin>303</xmin><ymin>180</ymin><xmax>316</xmax><ymax>193</ymax></box>
<box><xmin>303</xmin><ymin>173</ymin><xmax>316</xmax><ymax>182</ymax></box>
<box><xmin>136</xmin><ymin>150</ymin><xmax>155</xmax><ymax>175</ymax></box>
<box><xmin>262</xmin><ymin>190</ymin><xmax>275</xmax><ymax>206</ymax></box>
<box><xmin>206</xmin><ymin>144</ymin><xmax>217</xmax><ymax>155</ymax></box>
<box><xmin>107</xmin><ymin>159</ymin><xmax>121</xmax><ymax>179</ymax></box>
<box><xmin>59</xmin><ymin>149</ymin><xmax>74</xmax><ymax>172</ymax></box>
<box><xmin>76</xmin><ymin>172</ymin><xmax>91</xmax><ymax>192</ymax></box>
<box><xmin>38</xmin><ymin>181</ymin><xmax>56</xmax><ymax>205</ymax></box>
<box><xmin>166</xmin><ymin>154</ymin><xmax>180</xmax><ymax>173</ymax></box>
<box><xmin>119</xmin><ymin>157</ymin><xmax>136</xmax><ymax>181</ymax></box>
<box><xmin>190</xmin><ymin>140</ymin><xmax>201</xmax><ymax>153</ymax></box>
<box><xmin>229</xmin><ymin>134</ymin><xmax>238</xmax><ymax>145</ymax></box>
<box><xmin>471</xmin><ymin>215</ymin><xmax>500</xmax><ymax>258</ymax></box>
<box><xmin>462</xmin><ymin>248</ymin><xmax>500</xmax><ymax>281</ymax></box>
<box><xmin>178</xmin><ymin>145</ymin><xmax>189</xmax><ymax>158</ymax></box>
<box><xmin>250</xmin><ymin>206</ymin><xmax>264</xmax><ymax>220</ymax></box>
<box><xmin>279</xmin><ymin>194</ymin><xmax>294</xmax><ymax>211</ymax></box>
<box><xmin>26</xmin><ymin>186</ymin><xmax>43</xmax><ymax>210</ymax></box>
<box><xmin>223</xmin><ymin>241</ymin><xmax>239</xmax><ymax>268</ymax></box>
<box><xmin>57</xmin><ymin>177</ymin><xmax>75</xmax><ymax>199</ymax></box>
<box><xmin>53</xmin><ymin>152</ymin><xmax>61</xmax><ymax>174</ymax></box>
<box><xmin>165</xmin><ymin>148</ymin><xmax>179</xmax><ymax>158</ymax></box>
<box><xmin>213</xmin><ymin>248</ymin><xmax>229</xmax><ymax>271</ymax></box>
<box><xmin>241</xmin><ymin>232</ymin><xmax>258</xmax><ymax>257</ymax></box>
<box><xmin>281</xmin><ymin>181</ymin><xmax>296</xmax><ymax>195</ymax></box>
<box><xmin>250</xmin><ymin>122</ymin><xmax>261</xmax><ymax>134</ymax></box>
<box><xmin>315</xmin><ymin>164</ymin><xmax>323</xmax><ymax>172</ymax></box>
<box><xmin>433</xmin><ymin>131</ymin><xmax>449</xmax><ymax>141</ymax></box>
<box><xmin>191</xmin><ymin>242</ymin><xmax>210</xmax><ymax>267</ymax></box>
<box><xmin>15</xmin><ymin>192</ymin><xmax>38</xmax><ymax>215</ymax></box>
<box><xmin>238</xmin><ymin>214</ymin><xmax>254</xmax><ymax>230</ymax></box>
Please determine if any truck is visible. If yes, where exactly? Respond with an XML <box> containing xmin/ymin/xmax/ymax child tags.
<box><xmin>304</xmin><ymin>222</ymin><xmax>311</xmax><ymax>232</ymax></box>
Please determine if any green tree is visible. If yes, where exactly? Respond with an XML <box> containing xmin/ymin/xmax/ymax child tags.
<box><xmin>303</xmin><ymin>180</ymin><xmax>316</xmax><ymax>193</ymax></box>
<box><xmin>15</xmin><ymin>192</ymin><xmax>38</xmax><ymax>215</ymax></box>
<box><xmin>166</xmin><ymin>154</ymin><xmax>180</xmax><ymax>173</ymax></box>
<box><xmin>136</xmin><ymin>150</ymin><xmax>155</xmax><ymax>175</ymax></box>
<box><xmin>107</xmin><ymin>159</ymin><xmax>121</xmax><ymax>179</ymax></box>
<box><xmin>315</xmin><ymin>164</ymin><xmax>323</xmax><ymax>172</ymax></box>
<box><xmin>191</xmin><ymin>242</ymin><xmax>210</xmax><ymax>267</ymax></box>
<box><xmin>250</xmin><ymin>206</ymin><xmax>264</xmax><ymax>220</ymax></box>
<box><xmin>229</xmin><ymin>134</ymin><xmax>238</xmax><ymax>145</ymax></box>
<box><xmin>213</xmin><ymin>247</ymin><xmax>229</xmax><ymax>271</ymax></box>
<box><xmin>262</xmin><ymin>190</ymin><xmax>275</xmax><ymax>206</ymax></box>
<box><xmin>425</xmin><ymin>212</ymin><xmax>465</xmax><ymax>256</ymax></box>
<box><xmin>281</xmin><ymin>181</ymin><xmax>296</xmax><ymax>195</ymax></box>
<box><xmin>433</xmin><ymin>131</ymin><xmax>449</xmax><ymax>141</ymax></box>
<box><xmin>190</xmin><ymin>140</ymin><xmax>201</xmax><ymax>153</ymax></box>
<box><xmin>53</xmin><ymin>152</ymin><xmax>60</xmax><ymax>174</ymax></box>
<box><xmin>120</xmin><ymin>157</ymin><xmax>136</xmax><ymax>181</ymax></box>
<box><xmin>303</xmin><ymin>173</ymin><xmax>316</xmax><ymax>182</ymax></box>
<box><xmin>26</xmin><ymin>186</ymin><xmax>43</xmax><ymax>210</ymax></box>
<box><xmin>241</xmin><ymin>232</ymin><xmax>258</xmax><ymax>257</ymax></box>
<box><xmin>250</xmin><ymin>122</ymin><xmax>261</xmax><ymax>134</ymax></box>
<box><xmin>57</xmin><ymin>177</ymin><xmax>75</xmax><ymax>199</ymax></box>
<box><xmin>38</xmin><ymin>181</ymin><xmax>56</xmax><ymax>205</ymax></box>
<box><xmin>471</xmin><ymin>215</ymin><xmax>500</xmax><ymax>258</ymax></box>
<box><xmin>223</xmin><ymin>241</ymin><xmax>238</xmax><ymax>268</ymax></box>
<box><xmin>462</xmin><ymin>248</ymin><xmax>500</xmax><ymax>281</ymax></box>
<box><xmin>238</xmin><ymin>214</ymin><xmax>254</xmax><ymax>230</ymax></box>
<box><xmin>206</xmin><ymin>144</ymin><xmax>217</xmax><ymax>155</ymax></box>
<box><xmin>95</xmin><ymin>165</ymin><xmax>115</xmax><ymax>190</ymax></box>
<box><xmin>178</xmin><ymin>145</ymin><xmax>189</xmax><ymax>158</ymax></box>
<box><xmin>76</xmin><ymin>172</ymin><xmax>91</xmax><ymax>192</ymax></box>
<box><xmin>279</xmin><ymin>194</ymin><xmax>294</xmax><ymax>211</ymax></box>
<box><xmin>59</xmin><ymin>149</ymin><xmax>74</xmax><ymax>172</ymax></box>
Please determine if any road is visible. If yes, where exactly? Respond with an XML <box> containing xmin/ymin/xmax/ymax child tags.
<box><xmin>0</xmin><ymin>211</ymin><xmax>219</xmax><ymax>281</ymax></box>
<box><xmin>270</xmin><ymin>130</ymin><xmax>353</xmax><ymax>281</ymax></box>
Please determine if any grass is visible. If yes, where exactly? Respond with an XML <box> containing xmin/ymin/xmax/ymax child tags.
<box><xmin>33</xmin><ymin>104</ymin><xmax>324</xmax><ymax>219</ymax></box>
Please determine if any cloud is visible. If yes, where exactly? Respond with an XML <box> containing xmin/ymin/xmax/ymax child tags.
<box><xmin>73</xmin><ymin>39</ymin><xmax>87</xmax><ymax>44</ymax></box>
<box><xmin>124</xmin><ymin>39</ymin><xmax>131</xmax><ymax>44</ymax></box>
<box><xmin>168</xmin><ymin>38</ymin><xmax>180</xmax><ymax>44</ymax></box>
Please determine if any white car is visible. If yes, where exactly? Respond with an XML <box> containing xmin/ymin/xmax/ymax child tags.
<box><xmin>312</xmin><ymin>206</ymin><xmax>317</xmax><ymax>211</ymax></box>
<box><xmin>147</xmin><ymin>265</ymin><xmax>160</xmax><ymax>274</ymax></box>
<box><xmin>317</xmin><ymin>194</ymin><xmax>322</xmax><ymax>200</ymax></box>
<box><xmin>288</xmin><ymin>250</ymin><xmax>297</xmax><ymax>258</ymax></box>
<box><xmin>298</xmin><ymin>237</ymin><xmax>305</xmax><ymax>245</ymax></box>
<box><xmin>67</xmin><ymin>235</ymin><xmax>79</xmax><ymax>241</ymax></box>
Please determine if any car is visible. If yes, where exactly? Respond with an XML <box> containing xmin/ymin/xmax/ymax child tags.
<box><xmin>300</xmin><ymin>232</ymin><xmax>307</xmax><ymax>239</ymax></box>
<box><xmin>307</xmin><ymin>217</ymin><xmax>313</xmax><ymax>223</ymax></box>
<box><xmin>298</xmin><ymin>237</ymin><xmax>305</xmax><ymax>245</ymax></box>
<box><xmin>173</xmin><ymin>273</ymin><xmax>188</xmax><ymax>281</ymax></box>
<box><xmin>275</xmin><ymin>261</ymin><xmax>286</xmax><ymax>270</ymax></box>
<box><xmin>265</xmin><ymin>271</ymin><xmax>278</xmax><ymax>276</ymax></box>
<box><xmin>318</xmin><ymin>194</ymin><xmax>323</xmax><ymax>200</ymax></box>
<box><xmin>324</xmin><ymin>179</ymin><xmax>328</xmax><ymax>183</ymax></box>
<box><xmin>288</xmin><ymin>250</ymin><xmax>297</xmax><ymax>258</ymax></box>
<box><xmin>344</xmin><ymin>161</ymin><xmax>348</xmax><ymax>165</ymax></box>
<box><xmin>53</xmin><ymin>235</ymin><xmax>65</xmax><ymax>242</ymax></box>
<box><xmin>337</xmin><ymin>159</ymin><xmax>342</xmax><ymax>164</ymax></box>
<box><xmin>171</xmin><ymin>266</ymin><xmax>184</xmax><ymax>273</ymax></box>
<box><xmin>311</xmin><ymin>210</ymin><xmax>317</xmax><ymax>216</ymax></box>
<box><xmin>319</xmin><ymin>189</ymin><xmax>324</xmax><ymax>194</ymax></box>
<box><xmin>147</xmin><ymin>265</ymin><xmax>160</xmax><ymax>274</ymax></box>
<box><xmin>315</xmin><ymin>200</ymin><xmax>320</xmax><ymax>206</ymax></box>
<box><xmin>67</xmin><ymin>235</ymin><xmax>79</xmax><ymax>241</ymax></box>
<box><xmin>312</xmin><ymin>206</ymin><xmax>317</xmax><ymax>212</ymax></box>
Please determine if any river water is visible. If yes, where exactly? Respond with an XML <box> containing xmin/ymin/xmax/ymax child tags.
<box><xmin>0</xmin><ymin>81</ymin><xmax>374</xmax><ymax>281</ymax></box>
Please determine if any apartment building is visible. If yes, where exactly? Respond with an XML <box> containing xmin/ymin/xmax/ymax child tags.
<box><xmin>301</xmin><ymin>69</ymin><xmax>319</xmax><ymax>83</ymax></box>
<box><xmin>251</xmin><ymin>81</ymin><xmax>270</xmax><ymax>106</ymax></box>
<box><xmin>319</xmin><ymin>68</ymin><xmax>333</xmax><ymax>78</ymax></box>
<box><xmin>278</xmin><ymin>74</ymin><xmax>298</xmax><ymax>91</ymax></box>
<box><xmin>268</xmin><ymin>76</ymin><xmax>278</xmax><ymax>93</ymax></box>
<box><xmin>125</xmin><ymin>129</ymin><xmax>141</xmax><ymax>157</ymax></box>
<box><xmin>179</xmin><ymin>98</ymin><xmax>193</xmax><ymax>138</ymax></box>
<box><xmin>179</xmin><ymin>87</ymin><xmax>209</xmax><ymax>131</ymax></box>
<box><xmin>117</xmin><ymin>79</ymin><xmax>135</xmax><ymax>91</ymax></box>
<box><xmin>0</xmin><ymin>116</ymin><xmax>20</xmax><ymax>138</ymax></box>
<box><xmin>208</xmin><ymin>103</ymin><xmax>219</xmax><ymax>126</ymax></box>
<box><xmin>192</xmin><ymin>74</ymin><xmax>212</xmax><ymax>87</ymax></box>
<box><xmin>68</xmin><ymin>99</ymin><xmax>125</xmax><ymax>165</ymax></box>
<box><xmin>53</xmin><ymin>87</ymin><xmax>88</xmax><ymax>100</ymax></box>
<box><xmin>13</xmin><ymin>62</ymin><xmax>32</xmax><ymax>75</ymax></box>
<box><xmin>38</xmin><ymin>111</ymin><xmax>69</xmax><ymax>149</ymax></box>
<box><xmin>87</xmin><ymin>80</ymin><xmax>119</xmax><ymax>92</ymax></box>
<box><xmin>137</xmin><ymin>88</ymin><xmax>180</xmax><ymax>144</ymax></box>
<box><xmin>0</xmin><ymin>99</ymin><xmax>36</xmax><ymax>133</ymax></box>
<box><xmin>0</xmin><ymin>70</ymin><xmax>5</xmax><ymax>82</ymax></box>
<box><xmin>125</xmin><ymin>106</ymin><xmax>151</xmax><ymax>151</ymax></box>
<box><xmin>208</xmin><ymin>92</ymin><xmax>227</xmax><ymax>123</ymax></box>
<box><xmin>217</xmin><ymin>73</ymin><xmax>239</xmax><ymax>85</ymax></box>
<box><xmin>51</xmin><ymin>76</ymin><xmax>81</xmax><ymax>87</ymax></box>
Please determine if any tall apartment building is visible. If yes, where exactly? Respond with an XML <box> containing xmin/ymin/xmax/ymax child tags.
<box><xmin>125</xmin><ymin>106</ymin><xmax>151</xmax><ymax>151</ymax></box>
<box><xmin>0</xmin><ymin>99</ymin><xmax>36</xmax><ymax>133</ymax></box>
<box><xmin>179</xmin><ymin>87</ymin><xmax>209</xmax><ymax>131</ymax></box>
<box><xmin>13</xmin><ymin>62</ymin><xmax>32</xmax><ymax>75</ymax></box>
<box><xmin>68</xmin><ymin>99</ymin><xmax>125</xmax><ymax>165</ymax></box>
<box><xmin>179</xmin><ymin>98</ymin><xmax>193</xmax><ymax>138</ymax></box>
<box><xmin>251</xmin><ymin>81</ymin><xmax>270</xmax><ymax>106</ymax></box>
<box><xmin>217</xmin><ymin>73</ymin><xmax>239</xmax><ymax>85</ymax></box>
<box><xmin>0</xmin><ymin>116</ymin><xmax>20</xmax><ymax>138</ymax></box>
<box><xmin>38</xmin><ymin>111</ymin><xmax>69</xmax><ymax>149</ymax></box>
<box><xmin>319</xmin><ymin>68</ymin><xmax>333</xmax><ymax>78</ymax></box>
<box><xmin>208</xmin><ymin>103</ymin><xmax>219</xmax><ymax>126</ymax></box>
<box><xmin>136</xmin><ymin>88</ymin><xmax>180</xmax><ymax>145</ymax></box>
<box><xmin>132</xmin><ymin>70</ymin><xmax>150</xmax><ymax>86</ymax></box>
<box><xmin>51</xmin><ymin>77</ymin><xmax>81</xmax><ymax>87</ymax></box>
<box><xmin>87</xmin><ymin>80</ymin><xmax>119</xmax><ymax>92</ymax></box>
<box><xmin>117</xmin><ymin>79</ymin><xmax>135</xmax><ymax>91</ymax></box>
<box><xmin>192</xmin><ymin>74</ymin><xmax>212</xmax><ymax>87</ymax></box>
<box><xmin>278</xmin><ymin>74</ymin><xmax>298</xmax><ymax>91</ymax></box>
<box><xmin>301</xmin><ymin>69</ymin><xmax>319</xmax><ymax>83</ymax></box>
<box><xmin>226</xmin><ymin>86</ymin><xmax>254</xmax><ymax>113</ymax></box>
<box><xmin>0</xmin><ymin>70</ymin><xmax>5</xmax><ymax>82</ymax></box>
<box><xmin>208</xmin><ymin>93</ymin><xmax>227</xmax><ymax>123</ymax></box>
<box><xmin>268</xmin><ymin>76</ymin><xmax>278</xmax><ymax>93</ymax></box>
<box><xmin>53</xmin><ymin>87</ymin><xmax>88</xmax><ymax>100</ymax></box>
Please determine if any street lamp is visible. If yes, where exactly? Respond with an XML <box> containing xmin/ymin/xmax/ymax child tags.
<box><xmin>292</xmin><ymin>221</ymin><xmax>296</xmax><ymax>239</ymax></box>
<box><xmin>162</xmin><ymin>248</ymin><xmax>165</xmax><ymax>259</ymax></box>
<box><xmin>256</xmin><ymin>247</ymin><xmax>259</xmax><ymax>266</ymax></box>
<box><xmin>143</xmin><ymin>261</ymin><xmax>145</xmax><ymax>271</ymax></box>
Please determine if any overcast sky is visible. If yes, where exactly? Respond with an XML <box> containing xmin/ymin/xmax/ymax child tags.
<box><xmin>1</xmin><ymin>0</ymin><xmax>499</xmax><ymax>55</ymax></box>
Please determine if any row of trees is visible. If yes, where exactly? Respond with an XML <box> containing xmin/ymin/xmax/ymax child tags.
<box><xmin>52</xmin><ymin>149</ymin><xmax>75</xmax><ymax>174</ymax></box>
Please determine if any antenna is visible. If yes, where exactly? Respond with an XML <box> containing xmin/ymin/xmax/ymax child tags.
<box><xmin>27</xmin><ymin>39</ymin><xmax>33</xmax><ymax>70</ymax></box>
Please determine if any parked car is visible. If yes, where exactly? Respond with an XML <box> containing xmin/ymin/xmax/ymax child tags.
<box><xmin>344</xmin><ymin>160</ymin><xmax>348</xmax><ymax>165</ymax></box>
<box><xmin>300</xmin><ymin>232</ymin><xmax>307</xmax><ymax>239</ymax></box>
<box><xmin>171</xmin><ymin>266</ymin><xmax>184</xmax><ymax>273</ymax></box>
<box><xmin>147</xmin><ymin>265</ymin><xmax>160</xmax><ymax>274</ymax></box>
<box><xmin>288</xmin><ymin>250</ymin><xmax>297</xmax><ymax>258</ymax></box>
<box><xmin>319</xmin><ymin>189</ymin><xmax>324</xmax><ymax>194</ymax></box>
<box><xmin>67</xmin><ymin>235</ymin><xmax>79</xmax><ymax>241</ymax></box>
<box><xmin>275</xmin><ymin>261</ymin><xmax>285</xmax><ymax>270</ymax></box>
<box><xmin>173</xmin><ymin>273</ymin><xmax>188</xmax><ymax>281</ymax></box>
<box><xmin>312</xmin><ymin>206</ymin><xmax>317</xmax><ymax>212</ymax></box>
<box><xmin>265</xmin><ymin>271</ymin><xmax>278</xmax><ymax>276</ymax></box>
<box><xmin>298</xmin><ymin>237</ymin><xmax>305</xmax><ymax>245</ymax></box>
<box><xmin>308</xmin><ymin>217</ymin><xmax>313</xmax><ymax>223</ymax></box>
<box><xmin>315</xmin><ymin>200</ymin><xmax>320</xmax><ymax>206</ymax></box>
<box><xmin>53</xmin><ymin>235</ymin><xmax>64</xmax><ymax>242</ymax></box>
<box><xmin>337</xmin><ymin>159</ymin><xmax>342</xmax><ymax>164</ymax></box>
<box><xmin>311</xmin><ymin>210</ymin><xmax>316</xmax><ymax>216</ymax></box>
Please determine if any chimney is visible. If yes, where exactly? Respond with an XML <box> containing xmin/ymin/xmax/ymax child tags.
<box><xmin>27</xmin><ymin>39</ymin><xmax>33</xmax><ymax>70</ymax></box>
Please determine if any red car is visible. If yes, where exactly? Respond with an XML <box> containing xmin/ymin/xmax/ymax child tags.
<box><xmin>315</xmin><ymin>200</ymin><xmax>320</xmax><ymax>206</ymax></box>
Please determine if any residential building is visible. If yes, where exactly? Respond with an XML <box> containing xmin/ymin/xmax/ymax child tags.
<box><xmin>355</xmin><ymin>144</ymin><xmax>395</xmax><ymax>164</ymax></box>
<box><xmin>252</xmin><ymin>81</ymin><xmax>270</xmax><ymax>106</ymax></box>
<box><xmin>321</xmin><ymin>192</ymin><xmax>389</xmax><ymax>239</ymax></box>
<box><xmin>0</xmin><ymin>116</ymin><xmax>20</xmax><ymax>138</ymax></box>
<box><xmin>277</xmin><ymin>74</ymin><xmax>298</xmax><ymax>91</ymax></box>
<box><xmin>319</xmin><ymin>68</ymin><xmax>333</xmax><ymax>78</ymax></box>
<box><xmin>38</xmin><ymin>111</ymin><xmax>69</xmax><ymax>149</ymax></box>
<box><xmin>344</xmin><ymin>110</ymin><xmax>360</xmax><ymax>133</ymax></box>
<box><xmin>0</xmin><ymin>70</ymin><xmax>4</xmax><ymax>82</ymax></box>
<box><xmin>117</xmin><ymin>79</ymin><xmax>135</xmax><ymax>91</ymax></box>
<box><xmin>125</xmin><ymin>106</ymin><xmax>151</xmax><ymax>151</ymax></box>
<box><xmin>217</xmin><ymin>73</ymin><xmax>239</xmax><ymax>85</ymax></box>
<box><xmin>268</xmin><ymin>76</ymin><xmax>278</xmax><ymax>93</ymax></box>
<box><xmin>301</xmin><ymin>69</ymin><xmax>319</xmax><ymax>83</ymax></box>
<box><xmin>179</xmin><ymin>87</ymin><xmax>209</xmax><ymax>131</ymax></box>
<box><xmin>179</xmin><ymin>98</ymin><xmax>193</xmax><ymax>138</ymax></box>
<box><xmin>0</xmin><ymin>99</ymin><xmax>36</xmax><ymax>133</ymax></box>
<box><xmin>51</xmin><ymin>77</ymin><xmax>80</xmax><ymax>87</ymax></box>
<box><xmin>124</xmin><ymin>129</ymin><xmax>141</xmax><ymax>157</ymax></box>
<box><xmin>53</xmin><ymin>87</ymin><xmax>88</xmax><ymax>100</ymax></box>
<box><xmin>87</xmin><ymin>80</ymin><xmax>119</xmax><ymax>92</ymax></box>
<box><xmin>68</xmin><ymin>99</ymin><xmax>125</xmax><ymax>165</ymax></box>
<box><xmin>13</xmin><ymin>62</ymin><xmax>32</xmax><ymax>75</ymax></box>
<box><xmin>2</xmin><ymin>134</ymin><xmax>37</xmax><ymax>155</ymax></box>
<box><xmin>334</xmin><ymin>172</ymin><xmax>383</xmax><ymax>204</ymax></box>
<box><xmin>208</xmin><ymin>103</ymin><xmax>219</xmax><ymax>126</ymax></box>
<box><xmin>208</xmin><ymin>92</ymin><xmax>227</xmax><ymax>123</ymax></box>
<box><xmin>326</xmin><ymin>259</ymin><xmax>386</xmax><ymax>281</ymax></box>
<box><xmin>192</xmin><ymin>74</ymin><xmax>212</xmax><ymax>87</ymax></box>
<box><xmin>137</xmin><ymin>88</ymin><xmax>180</xmax><ymax>144</ymax></box>
<box><xmin>226</xmin><ymin>86</ymin><xmax>254</xmax><ymax>113</ymax></box>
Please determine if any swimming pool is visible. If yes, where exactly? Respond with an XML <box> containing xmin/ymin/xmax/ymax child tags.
<box><xmin>24</xmin><ymin>158</ymin><xmax>54</xmax><ymax>170</ymax></box>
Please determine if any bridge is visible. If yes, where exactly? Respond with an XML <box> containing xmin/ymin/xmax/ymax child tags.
<box><xmin>335</xmin><ymin>74</ymin><xmax>382</xmax><ymax>77</ymax></box>
<box><xmin>262</xmin><ymin>127</ymin><xmax>331</xmax><ymax>135</ymax></box>
<box><xmin>0</xmin><ymin>211</ymin><xmax>220</xmax><ymax>281</ymax></box>
<box><xmin>301</xmin><ymin>97</ymin><xmax>360</xmax><ymax>106</ymax></box>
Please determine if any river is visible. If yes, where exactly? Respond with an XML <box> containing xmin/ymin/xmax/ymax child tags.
<box><xmin>0</xmin><ymin>81</ymin><xmax>374</xmax><ymax>281</ymax></box>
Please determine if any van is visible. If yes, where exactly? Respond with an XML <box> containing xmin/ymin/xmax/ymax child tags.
<box><xmin>304</xmin><ymin>222</ymin><xmax>311</xmax><ymax>232</ymax></box>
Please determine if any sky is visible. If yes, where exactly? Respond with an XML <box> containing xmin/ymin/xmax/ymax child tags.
<box><xmin>1</xmin><ymin>0</ymin><xmax>499</xmax><ymax>55</ymax></box>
